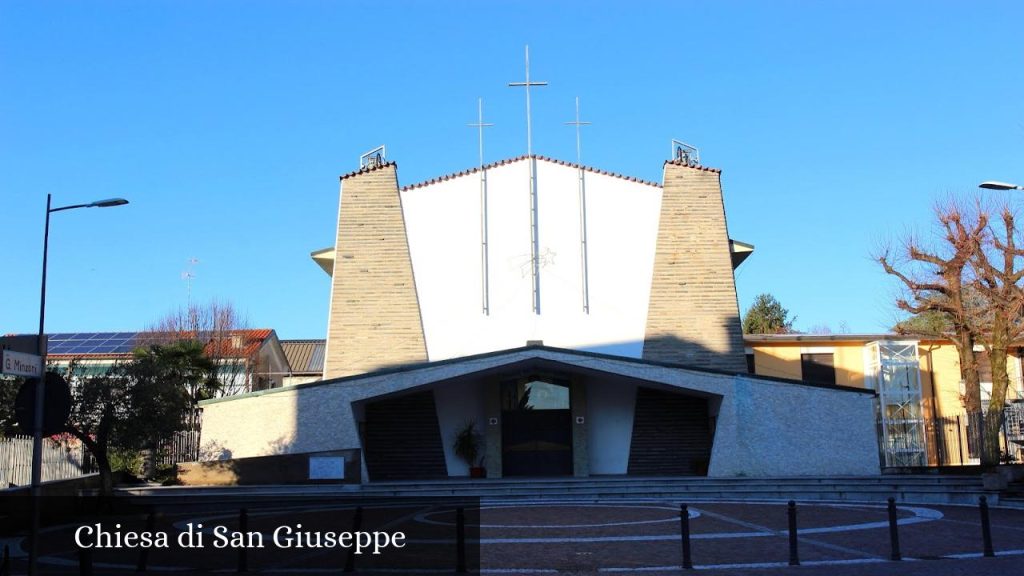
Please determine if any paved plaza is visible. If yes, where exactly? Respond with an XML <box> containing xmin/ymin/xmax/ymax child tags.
<box><xmin>3</xmin><ymin>498</ymin><xmax>1024</xmax><ymax>574</ymax></box>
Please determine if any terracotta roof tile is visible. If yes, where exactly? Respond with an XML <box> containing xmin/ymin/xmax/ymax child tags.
<box><xmin>400</xmin><ymin>155</ymin><xmax>663</xmax><ymax>191</ymax></box>
<box><xmin>662</xmin><ymin>158</ymin><xmax>721</xmax><ymax>173</ymax></box>
<box><xmin>339</xmin><ymin>160</ymin><xmax>397</xmax><ymax>181</ymax></box>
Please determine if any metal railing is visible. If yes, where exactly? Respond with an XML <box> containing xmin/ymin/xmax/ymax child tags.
<box><xmin>928</xmin><ymin>403</ymin><xmax>1024</xmax><ymax>466</ymax></box>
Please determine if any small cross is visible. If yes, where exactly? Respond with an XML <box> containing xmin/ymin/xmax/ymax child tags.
<box><xmin>467</xmin><ymin>98</ymin><xmax>494</xmax><ymax>168</ymax></box>
<box><xmin>508</xmin><ymin>45</ymin><xmax>548</xmax><ymax>156</ymax></box>
<box><xmin>564</xmin><ymin>96</ymin><xmax>591</xmax><ymax>165</ymax></box>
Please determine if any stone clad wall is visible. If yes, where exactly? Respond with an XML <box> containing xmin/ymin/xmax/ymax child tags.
<box><xmin>643</xmin><ymin>161</ymin><xmax>747</xmax><ymax>372</ymax></box>
<box><xmin>323</xmin><ymin>163</ymin><xmax>427</xmax><ymax>378</ymax></box>
<box><xmin>200</xmin><ymin>349</ymin><xmax>879</xmax><ymax>479</ymax></box>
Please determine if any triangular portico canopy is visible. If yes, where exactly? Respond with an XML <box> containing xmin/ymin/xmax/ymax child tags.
<box><xmin>200</xmin><ymin>344</ymin><xmax>879</xmax><ymax>481</ymax></box>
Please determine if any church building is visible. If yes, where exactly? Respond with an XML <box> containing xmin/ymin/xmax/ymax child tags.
<box><xmin>198</xmin><ymin>147</ymin><xmax>879</xmax><ymax>482</ymax></box>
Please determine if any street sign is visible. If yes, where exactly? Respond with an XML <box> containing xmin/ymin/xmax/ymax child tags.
<box><xmin>2</xmin><ymin>349</ymin><xmax>42</xmax><ymax>377</ymax></box>
<box><xmin>15</xmin><ymin>373</ymin><xmax>72</xmax><ymax>437</ymax></box>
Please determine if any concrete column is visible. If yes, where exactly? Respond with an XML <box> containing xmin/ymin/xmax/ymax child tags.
<box><xmin>484</xmin><ymin>380</ymin><xmax>502</xmax><ymax>478</ymax></box>
<box><xmin>571</xmin><ymin>378</ymin><xmax>589</xmax><ymax>477</ymax></box>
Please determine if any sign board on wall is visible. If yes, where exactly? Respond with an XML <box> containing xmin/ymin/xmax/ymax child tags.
<box><xmin>3</xmin><ymin>350</ymin><xmax>42</xmax><ymax>377</ymax></box>
<box><xmin>308</xmin><ymin>456</ymin><xmax>345</xmax><ymax>480</ymax></box>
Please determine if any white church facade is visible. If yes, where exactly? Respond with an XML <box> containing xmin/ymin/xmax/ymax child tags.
<box><xmin>198</xmin><ymin>152</ymin><xmax>879</xmax><ymax>481</ymax></box>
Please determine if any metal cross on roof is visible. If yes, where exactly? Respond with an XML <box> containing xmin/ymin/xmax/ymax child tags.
<box><xmin>467</xmin><ymin>98</ymin><xmax>494</xmax><ymax>169</ymax></box>
<box><xmin>565</xmin><ymin>97</ymin><xmax>592</xmax><ymax>314</ymax></box>
<box><xmin>508</xmin><ymin>45</ymin><xmax>548</xmax><ymax>157</ymax></box>
<box><xmin>508</xmin><ymin>46</ymin><xmax>548</xmax><ymax>314</ymax></box>
<box><xmin>468</xmin><ymin>98</ymin><xmax>495</xmax><ymax>316</ymax></box>
<box><xmin>564</xmin><ymin>96</ymin><xmax>591</xmax><ymax>165</ymax></box>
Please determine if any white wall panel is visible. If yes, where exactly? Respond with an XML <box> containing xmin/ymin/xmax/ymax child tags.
<box><xmin>401</xmin><ymin>158</ymin><xmax>662</xmax><ymax>361</ymax></box>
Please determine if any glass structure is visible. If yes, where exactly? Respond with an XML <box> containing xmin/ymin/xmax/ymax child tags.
<box><xmin>866</xmin><ymin>341</ymin><xmax>927</xmax><ymax>467</ymax></box>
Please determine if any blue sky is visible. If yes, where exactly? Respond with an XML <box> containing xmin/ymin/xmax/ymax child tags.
<box><xmin>1</xmin><ymin>1</ymin><xmax>1022</xmax><ymax>339</ymax></box>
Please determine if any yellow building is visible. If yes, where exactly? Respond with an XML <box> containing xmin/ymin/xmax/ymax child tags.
<box><xmin>745</xmin><ymin>334</ymin><xmax>1024</xmax><ymax>467</ymax></box>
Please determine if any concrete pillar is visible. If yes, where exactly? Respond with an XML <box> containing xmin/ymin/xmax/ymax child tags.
<box><xmin>571</xmin><ymin>378</ymin><xmax>589</xmax><ymax>477</ymax></box>
<box><xmin>484</xmin><ymin>380</ymin><xmax>502</xmax><ymax>478</ymax></box>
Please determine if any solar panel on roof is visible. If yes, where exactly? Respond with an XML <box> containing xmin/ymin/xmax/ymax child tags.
<box><xmin>44</xmin><ymin>332</ymin><xmax>146</xmax><ymax>355</ymax></box>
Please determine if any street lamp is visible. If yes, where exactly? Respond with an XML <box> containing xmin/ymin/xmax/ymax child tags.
<box><xmin>30</xmin><ymin>193</ymin><xmax>128</xmax><ymax>575</ymax></box>
<box><xmin>979</xmin><ymin>181</ymin><xmax>1023</xmax><ymax>191</ymax></box>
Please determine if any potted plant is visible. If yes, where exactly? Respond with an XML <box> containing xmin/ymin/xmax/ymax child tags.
<box><xmin>453</xmin><ymin>421</ymin><xmax>486</xmax><ymax>478</ymax></box>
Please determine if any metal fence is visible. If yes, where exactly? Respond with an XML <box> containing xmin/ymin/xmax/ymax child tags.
<box><xmin>929</xmin><ymin>403</ymin><xmax>1024</xmax><ymax>466</ymax></box>
<box><xmin>155</xmin><ymin>427</ymin><xmax>202</xmax><ymax>468</ymax></box>
<box><xmin>0</xmin><ymin>434</ymin><xmax>89</xmax><ymax>488</ymax></box>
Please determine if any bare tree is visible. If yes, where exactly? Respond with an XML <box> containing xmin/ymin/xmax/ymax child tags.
<box><xmin>144</xmin><ymin>299</ymin><xmax>257</xmax><ymax>397</ymax></box>
<box><xmin>878</xmin><ymin>202</ymin><xmax>987</xmax><ymax>413</ymax></box>
<box><xmin>970</xmin><ymin>206</ymin><xmax>1024</xmax><ymax>464</ymax></box>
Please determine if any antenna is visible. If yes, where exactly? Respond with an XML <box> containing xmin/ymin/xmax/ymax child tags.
<box><xmin>359</xmin><ymin>145</ymin><xmax>386</xmax><ymax>169</ymax></box>
<box><xmin>181</xmin><ymin>257</ymin><xmax>199</xmax><ymax>307</ymax></box>
<box><xmin>671</xmin><ymin>139</ymin><xmax>700</xmax><ymax>166</ymax></box>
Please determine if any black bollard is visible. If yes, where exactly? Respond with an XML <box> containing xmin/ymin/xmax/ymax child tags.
<box><xmin>680</xmin><ymin>504</ymin><xmax>693</xmax><ymax>570</ymax></box>
<box><xmin>78</xmin><ymin>546</ymin><xmax>93</xmax><ymax>576</ymax></box>
<box><xmin>456</xmin><ymin>506</ymin><xmax>467</xmax><ymax>574</ymax></box>
<box><xmin>238</xmin><ymin>508</ymin><xmax>249</xmax><ymax>573</ymax></box>
<box><xmin>980</xmin><ymin>496</ymin><xmax>995</xmax><ymax>557</ymax></box>
<box><xmin>787</xmin><ymin>500</ymin><xmax>799</xmax><ymax>566</ymax></box>
<box><xmin>344</xmin><ymin>506</ymin><xmax>364</xmax><ymax>573</ymax></box>
<box><xmin>136</xmin><ymin>511</ymin><xmax>157</xmax><ymax>572</ymax></box>
<box><xmin>887</xmin><ymin>497</ymin><xmax>901</xmax><ymax>561</ymax></box>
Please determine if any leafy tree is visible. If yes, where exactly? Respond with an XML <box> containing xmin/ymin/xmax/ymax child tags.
<box><xmin>0</xmin><ymin>376</ymin><xmax>21</xmax><ymax>438</ymax></box>
<box><xmin>893</xmin><ymin>310</ymin><xmax>952</xmax><ymax>337</ymax></box>
<box><xmin>742</xmin><ymin>293</ymin><xmax>796</xmax><ymax>334</ymax></box>
<box><xmin>63</xmin><ymin>341</ymin><xmax>214</xmax><ymax>494</ymax></box>
<box><xmin>132</xmin><ymin>340</ymin><xmax>217</xmax><ymax>442</ymax></box>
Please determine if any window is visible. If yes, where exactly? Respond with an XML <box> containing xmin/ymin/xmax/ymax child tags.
<box><xmin>800</xmin><ymin>353</ymin><xmax>835</xmax><ymax>385</ymax></box>
<box><xmin>746</xmin><ymin>353</ymin><xmax>756</xmax><ymax>374</ymax></box>
<box><xmin>501</xmin><ymin>378</ymin><xmax>570</xmax><ymax>411</ymax></box>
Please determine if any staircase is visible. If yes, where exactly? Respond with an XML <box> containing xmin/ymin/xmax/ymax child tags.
<box><xmin>1002</xmin><ymin>479</ymin><xmax>1024</xmax><ymax>509</ymax></box>
<box><xmin>356</xmin><ymin>475</ymin><xmax>996</xmax><ymax>505</ymax></box>
<box><xmin>119</xmin><ymin>475</ymin><xmax>1000</xmax><ymax>506</ymax></box>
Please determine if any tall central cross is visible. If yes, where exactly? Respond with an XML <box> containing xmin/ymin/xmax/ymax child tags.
<box><xmin>564</xmin><ymin>97</ymin><xmax>592</xmax><ymax>313</ymax></box>
<box><xmin>508</xmin><ymin>46</ymin><xmax>548</xmax><ymax>314</ymax></box>
<box><xmin>508</xmin><ymin>45</ymin><xmax>548</xmax><ymax>156</ymax></box>
<box><xmin>468</xmin><ymin>98</ymin><xmax>494</xmax><ymax>315</ymax></box>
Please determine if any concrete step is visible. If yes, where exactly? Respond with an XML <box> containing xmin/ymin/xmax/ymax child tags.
<box><xmin>1000</xmin><ymin>497</ymin><xmax>1024</xmax><ymax>510</ymax></box>
<box><xmin>116</xmin><ymin>475</ymin><xmax>998</xmax><ymax>506</ymax></box>
<box><xmin>362</xmin><ymin>475</ymin><xmax>985</xmax><ymax>489</ymax></box>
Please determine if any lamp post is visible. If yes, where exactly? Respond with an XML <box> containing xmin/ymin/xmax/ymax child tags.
<box><xmin>29</xmin><ymin>194</ymin><xmax>128</xmax><ymax>575</ymax></box>
<box><xmin>979</xmin><ymin>181</ymin><xmax>1023</xmax><ymax>191</ymax></box>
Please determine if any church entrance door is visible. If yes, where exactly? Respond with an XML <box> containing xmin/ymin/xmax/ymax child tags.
<box><xmin>500</xmin><ymin>378</ymin><xmax>573</xmax><ymax>476</ymax></box>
